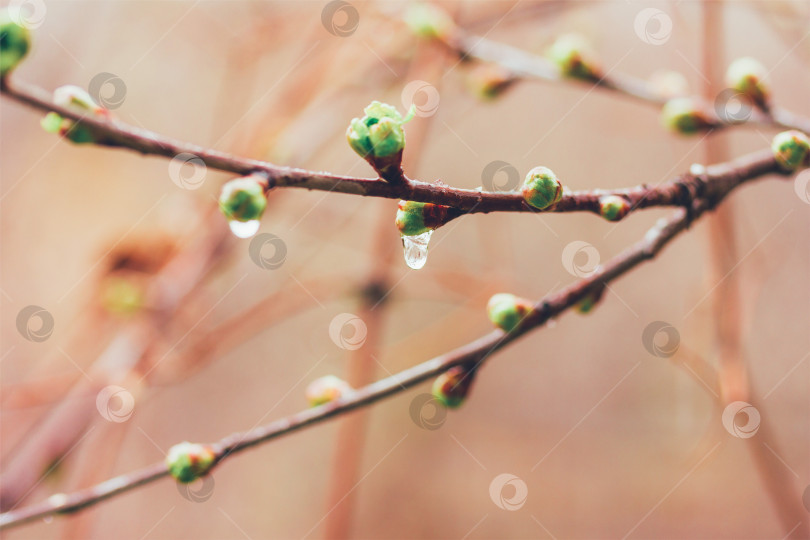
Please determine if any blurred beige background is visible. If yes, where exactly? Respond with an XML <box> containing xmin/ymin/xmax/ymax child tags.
<box><xmin>1</xmin><ymin>1</ymin><xmax>809</xmax><ymax>538</ymax></box>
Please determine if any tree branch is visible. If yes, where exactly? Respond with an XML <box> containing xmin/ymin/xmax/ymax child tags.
<box><xmin>0</xmin><ymin>78</ymin><xmax>789</xmax><ymax>223</ymax></box>
<box><xmin>0</xmin><ymin>150</ymin><xmax>796</xmax><ymax>531</ymax></box>
<box><xmin>441</xmin><ymin>29</ymin><xmax>810</xmax><ymax>134</ymax></box>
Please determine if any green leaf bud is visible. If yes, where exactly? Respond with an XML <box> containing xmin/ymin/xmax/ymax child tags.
<box><xmin>771</xmin><ymin>130</ymin><xmax>810</xmax><ymax>171</ymax></box>
<box><xmin>0</xmin><ymin>11</ymin><xmax>31</xmax><ymax>77</ymax></box>
<box><xmin>432</xmin><ymin>365</ymin><xmax>476</xmax><ymax>409</ymax></box>
<box><xmin>521</xmin><ymin>166</ymin><xmax>563</xmax><ymax>210</ymax></box>
<box><xmin>166</xmin><ymin>442</ymin><xmax>216</xmax><ymax>483</ymax></box>
<box><xmin>218</xmin><ymin>175</ymin><xmax>267</xmax><ymax>223</ymax></box>
<box><xmin>599</xmin><ymin>195</ymin><xmax>631</xmax><ymax>221</ymax></box>
<box><xmin>725</xmin><ymin>57</ymin><xmax>770</xmax><ymax>109</ymax></box>
<box><xmin>395</xmin><ymin>200</ymin><xmax>451</xmax><ymax>236</ymax></box>
<box><xmin>486</xmin><ymin>293</ymin><xmax>535</xmax><ymax>333</ymax></box>
<box><xmin>547</xmin><ymin>34</ymin><xmax>601</xmax><ymax>80</ymax></box>
<box><xmin>306</xmin><ymin>375</ymin><xmax>352</xmax><ymax>407</ymax></box>
<box><xmin>661</xmin><ymin>97</ymin><xmax>714</xmax><ymax>135</ymax></box>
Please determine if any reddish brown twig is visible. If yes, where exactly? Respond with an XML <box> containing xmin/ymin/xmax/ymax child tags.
<box><xmin>0</xmin><ymin>78</ymin><xmax>789</xmax><ymax>223</ymax></box>
<box><xmin>0</xmin><ymin>148</ymin><xmax>798</xmax><ymax>530</ymax></box>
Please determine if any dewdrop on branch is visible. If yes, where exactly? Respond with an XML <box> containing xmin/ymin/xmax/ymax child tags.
<box><xmin>0</xmin><ymin>10</ymin><xmax>31</xmax><ymax>77</ymax></box>
<box><xmin>166</xmin><ymin>442</ymin><xmax>216</xmax><ymax>483</ymax></box>
<box><xmin>599</xmin><ymin>195</ymin><xmax>631</xmax><ymax>221</ymax></box>
<box><xmin>771</xmin><ymin>130</ymin><xmax>810</xmax><ymax>171</ymax></box>
<box><xmin>219</xmin><ymin>175</ymin><xmax>268</xmax><ymax>238</ymax></box>
<box><xmin>521</xmin><ymin>166</ymin><xmax>563</xmax><ymax>210</ymax></box>
<box><xmin>40</xmin><ymin>85</ymin><xmax>111</xmax><ymax>144</ymax></box>
<box><xmin>306</xmin><ymin>375</ymin><xmax>352</xmax><ymax>407</ymax></box>
<box><xmin>404</xmin><ymin>3</ymin><xmax>456</xmax><ymax>41</ymax></box>
<box><xmin>487</xmin><ymin>293</ymin><xmax>535</xmax><ymax>333</ymax></box>
<box><xmin>661</xmin><ymin>97</ymin><xmax>714</xmax><ymax>135</ymax></box>
<box><xmin>432</xmin><ymin>365</ymin><xmax>476</xmax><ymax>409</ymax></box>
<box><xmin>547</xmin><ymin>34</ymin><xmax>602</xmax><ymax>81</ymax></box>
<box><xmin>346</xmin><ymin>101</ymin><xmax>414</xmax><ymax>180</ymax></box>
<box><xmin>726</xmin><ymin>57</ymin><xmax>770</xmax><ymax>109</ymax></box>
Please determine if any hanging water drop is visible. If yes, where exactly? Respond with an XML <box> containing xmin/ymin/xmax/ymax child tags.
<box><xmin>402</xmin><ymin>230</ymin><xmax>433</xmax><ymax>270</ymax></box>
<box><xmin>229</xmin><ymin>219</ymin><xmax>260</xmax><ymax>238</ymax></box>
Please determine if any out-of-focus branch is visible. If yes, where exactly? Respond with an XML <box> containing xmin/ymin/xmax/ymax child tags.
<box><xmin>439</xmin><ymin>28</ymin><xmax>810</xmax><ymax>134</ymax></box>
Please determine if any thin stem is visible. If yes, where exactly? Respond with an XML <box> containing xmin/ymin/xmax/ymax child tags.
<box><xmin>442</xmin><ymin>28</ymin><xmax>810</xmax><ymax>134</ymax></box>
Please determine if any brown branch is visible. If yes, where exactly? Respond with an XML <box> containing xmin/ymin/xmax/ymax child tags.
<box><xmin>442</xmin><ymin>29</ymin><xmax>810</xmax><ymax>134</ymax></box>
<box><xmin>0</xmin><ymin>149</ymin><xmax>797</xmax><ymax>531</ymax></box>
<box><xmin>0</xmin><ymin>77</ymin><xmax>791</xmax><ymax>225</ymax></box>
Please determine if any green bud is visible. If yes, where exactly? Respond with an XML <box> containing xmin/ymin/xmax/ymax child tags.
<box><xmin>166</xmin><ymin>442</ymin><xmax>216</xmax><ymax>483</ymax></box>
<box><xmin>218</xmin><ymin>175</ymin><xmax>267</xmax><ymax>223</ymax></box>
<box><xmin>395</xmin><ymin>200</ymin><xmax>450</xmax><ymax>236</ymax></box>
<box><xmin>486</xmin><ymin>293</ymin><xmax>534</xmax><ymax>333</ymax></box>
<box><xmin>0</xmin><ymin>11</ymin><xmax>31</xmax><ymax>77</ymax></box>
<box><xmin>466</xmin><ymin>63</ymin><xmax>514</xmax><ymax>101</ymax></box>
<box><xmin>404</xmin><ymin>3</ymin><xmax>456</xmax><ymax>40</ymax></box>
<box><xmin>771</xmin><ymin>130</ymin><xmax>810</xmax><ymax>171</ymax></box>
<box><xmin>100</xmin><ymin>275</ymin><xmax>144</xmax><ymax>316</ymax></box>
<box><xmin>575</xmin><ymin>287</ymin><xmax>604</xmax><ymax>314</ymax></box>
<box><xmin>661</xmin><ymin>97</ymin><xmax>713</xmax><ymax>135</ymax></box>
<box><xmin>306</xmin><ymin>375</ymin><xmax>352</xmax><ymax>407</ymax></box>
<box><xmin>599</xmin><ymin>195</ymin><xmax>630</xmax><ymax>221</ymax></box>
<box><xmin>53</xmin><ymin>85</ymin><xmax>104</xmax><ymax>113</ymax></box>
<box><xmin>521</xmin><ymin>166</ymin><xmax>563</xmax><ymax>210</ymax></box>
<box><xmin>725</xmin><ymin>57</ymin><xmax>770</xmax><ymax>108</ymax></box>
<box><xmin>547</xmin><ymin>34</ymin><xmax>601</xmax><ymax>80</ymax></box>
<box><xmin>346</xmin><ymin>101</ymin><xmax>413</xmax><ymax>164</ymax></box>
<box><xmin>432</xmin><ymin>365</ymin><xmax>475</xmax><ymax>409</ymax></box>
<box><xmin>41</xmin><ymin>86</ymin><xmax>110</xmax><ymax>144</ymax></box>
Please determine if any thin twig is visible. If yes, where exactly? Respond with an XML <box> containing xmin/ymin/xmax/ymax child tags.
<box><xmin>441</xmin><ymin>29</ymin><xmax>810</xmax><ymax>134</ymax></box>
<box><xmin>0</xmin><ymin>78</ymin><xmax>790</xmax><ymax>222</ymax></box>
<box><xmin>0</xmin><ymin>150</ymin><xmax>797</xmax><ymax>530</ymax></box>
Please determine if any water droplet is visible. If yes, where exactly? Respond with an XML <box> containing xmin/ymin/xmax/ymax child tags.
<box><xmin>546</xmin><ymin>319</ymin><xmax>557</xmax><ymax>329</ymax></box>
<box><xmin>229</xmin><ymin>219</ymin><xmax>260</xmax><ymax>238</ymax></box>
<box><xmin>402</xmin><ymin>230</ymin><xmax>433</xmax><ymax>270</ymax></box>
